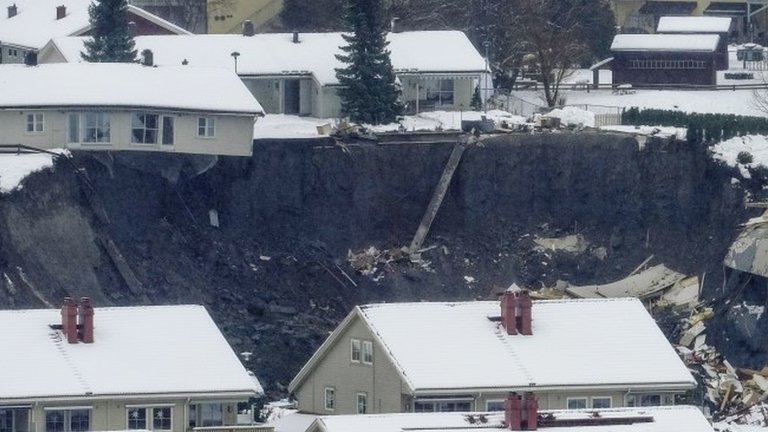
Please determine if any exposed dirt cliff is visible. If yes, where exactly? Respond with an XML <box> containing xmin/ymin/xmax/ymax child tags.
<box><xmin>0</xmin><ymin>131</ymin><xmax>748</xmax><ymax>397</ymax></box>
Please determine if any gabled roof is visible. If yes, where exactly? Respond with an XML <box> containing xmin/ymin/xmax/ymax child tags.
<box><xmin>0</xmin><ymin>0</ymin><xmax>190</xmax><ymax>51</ymax></box>
<box><xmin>657</xmin><ymin>16</ymin><xmax>732</xmax><ymax>33</ymax></box>
<box><xmin>0</xmin><ymin>304</ymin><xmax>261</xmax><ymax>401</ymax></box>
<box><xmin>290</xmin><ymin>298</ymin><xmax>694</xmax><ymax>394</ymax></box>
<box><xmin>611</xmin><ymin>34</ymin><xmax>720</xmax><ymax>52</ymax></box>
<box><xmin>0</xmin><ymin>63</ymin><xmax>264</xmax><ymax>115</ymax></box>
<box><xmin>42</xmin><ymin>31</ymin><xmax>488</xmax><ymax>86</ymax></box>
<box><xmin>308</xmin><ymin>406</ymin><xmax>714</xmax><ymax>432</ymax></box>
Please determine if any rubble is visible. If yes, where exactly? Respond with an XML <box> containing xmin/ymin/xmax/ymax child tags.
<box><xmin>565</xmin><ymin>263</ymin><xmax>686</xmax><ymax>299</ymax></box>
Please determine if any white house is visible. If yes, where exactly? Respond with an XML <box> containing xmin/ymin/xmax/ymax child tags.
<box><xmin>0</xmin><ymin>0</ymin><xmax>190</xmax><ymax>64</ymax></box>
<box><xmin>38</xmin><ymin>31</ymin><xmax>489</xmax><ymax>118</ymax></box>
<box><xmin>0</xmin><ymin>298</ymin><xmax>265</xmax><ymax>432</ymax></box>
<box><xmin>288</xmin><ymin>293</ymin><xmax>696</xmax><ymax>415</ymax></box>
<box><xmin>295</xmin><ymin>406</ymin><xmax>714</xmax><ymax>432</ymax></box>
<box><xmin>0</xmin><ymin>63</ymin><xmax>264</xmax><ymax>156</ymax></box>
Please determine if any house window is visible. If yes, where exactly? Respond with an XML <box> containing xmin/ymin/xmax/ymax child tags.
<box><xmin>566</xmin><ymin>397</ymin><xmax>587</xmax><ymax>410</ymax></box>
<box><xmin>591</xmin><ymin>397</ymin><xmax>612</xmax><ymax>409</ymax></box>
<box><xmin>26</xmin><ymin>113</ymin><xmax>44</xmax><ymax>133</ymax></box>
<box><xmin>68</xmin><ymin>113</ymin><xmax>110</xmax><ymax>144</ymax></box>
<box><xmin>132</xmin><ymin>113</ymin><xmax>159</xmax><ymax>144</ymax></box>
<box><xmin>127</xmin><ymin>407</ymin><xmax>171</xmax><ymax>431</ymax></box>
<box><xmin>486</xmin><ymin>400</ymin><xmax>505</xmax><ymax>411</ymax></box>
<box><xmin>0</xmin><ymin>410</ymin><xmax>12</xmax><ymax>432</ymax></box>
<box><xmin>414</xmin><ymin>400</ymin><xmax>472</xmax><ymax>412</ymax></box>
<box><xmin>351</xmin><ymin>339</ymin><xmax>361</xmax><ymax>363</ymax></box>
<box><xmin>45</xmin><ymin>409</ymin><xmax>89</xmax><ymax>432</ymax></box>
<box><xmin>162</xmin><ymin>116</ymin><xmax>174</xmax><ymax>145</ymax></box>
<box><xmin>200</xmin><ymin>404</ymin><xmax>222</xmax><ymax>427</ymax></box>
<box><xmin>198</xmin><ymin>117</ymin><xmax>215</xmax><ymax>138</ymax></box>
<box><xmin>425</xmin><ymin>79</ymin><xmax>454</xmax><ymax>107</ymax></box>
<box><xmin>639</xmin><ymin>394</ymin><xmax>661</xmax><ymax>407</ymax></box>
<box><xmin>324</xmin><ymin>387</ymin><xmax>336</xmax><ymax>411</ymax></box>
<box><xmin>356</xmin><ymin>393</ymin><xmax>368</xmax><ymax>414</ymax></box>
<box><xmin>362</xmin><ymin>340</ymin><xmax>373</xmax><ymax>364</ymax></box>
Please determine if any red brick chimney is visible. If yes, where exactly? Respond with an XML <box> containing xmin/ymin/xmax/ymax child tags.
<box><xmin>506</xmin><ymin>392</ymin><xmax>537</xmax><ymax>431</ymax></box>
<box><xmin>56</xmin><ymin>5</ymin><xmax>65</xmax><ymax>20</ymax></box>
<box><xmin>518</xmin><ymin>291</ymin><xmax>533</xmax><ymax>335</ymax></box>
<box><xmin>501</xmin><ymin>291</ymin><xmax>518</xmax><ymax>335</ymax></box>
<box><xmin>78</xmin><ymin>297</ymin><xmax>94</xmax><ymax>344</ymax></box>
<box><xmin>505</xmin><ymin>393</ymin><xmax>521</xmax><ymax>431</ymax></box>
<box><xmin>61</xmin><ymin>297</ymin><xmax>78</xmax><ymax>344</ymax></box>
<box><xmin>523</xmin><ymin>393</ymin><xmax>538</xmax><ymax>430</ymax></box>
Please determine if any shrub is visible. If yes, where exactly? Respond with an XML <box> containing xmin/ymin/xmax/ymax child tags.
<box><xmin>738</xmin><ymin>151</ymin><xmax>755</xmax><ymax>164</ymax></box>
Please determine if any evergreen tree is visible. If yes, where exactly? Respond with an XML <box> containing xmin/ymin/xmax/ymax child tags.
<box><xmin>81</xmin><ymin>0</ymin><xmax>137</xmax><ymax>62</ymax></box>
<box><xmin>335</xmin><ymin>0</ymin><xmax>402</xmax><ymax>124</ymax></box>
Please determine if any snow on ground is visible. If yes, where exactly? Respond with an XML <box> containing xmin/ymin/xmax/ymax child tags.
<box><xmin>711</xmin><ymin>135</ymin><xmax>768</xmax><ymax>177</ymax></box>
<box><xmin>545</xmin><ymin>106</ymin><xmax>595</xmax><ymax>127</ymax></box>
<box><xmin>0</xmin><ymin>150</ymin><xmax>66</xmax><ymax>194</ymax></box>
<box><xmin>599</xmin><ymin>125</ymin><xmax>687</xmax><ymax>140</ymax></box>
<box><xmin>254</xmin><ymin>110</ymin><xmax>527</xmax><ymax>139</ymax></box>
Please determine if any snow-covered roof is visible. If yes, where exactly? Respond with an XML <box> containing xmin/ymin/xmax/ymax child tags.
<box><xmin>0</xmin><ymin>304</ymin><xmax>261</xmax><ymax>401</ymax></box>
<box><xmin>0</xmin><ymin>63</ymin><xmax>263</xmax><ymax>115</ymax></box>
<box><xmin>292</xmin><ymin>298</ymin><xmax>694</xmax><ymax>393</ymax></box>
<box><xmin>309</xmin><ymin>406</ymin><xmax>713</xmax><ymax>432</ymax></box>
<box><xmin>43</xmin><ymin>31</ymin><xmax>487</xmax><ymax>86</ymax></box>
<box><xmin>0</xmin><ymin>0</ymin><xmax>189</xmax><ymax>50</ymax></box>
<box><xmin>611</xmin><ymin>34</ymin><xmax>720</xmax><ymax>52</ymax></box>
<box><xmin>657</xmin><ymin>16</ymin><xmax>731</xmax><ymax>34</ymax></box>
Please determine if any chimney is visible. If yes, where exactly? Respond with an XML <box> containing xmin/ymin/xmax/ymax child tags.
<box><xmin>78</xmin><ymin>297</ymin><xmax>94</xmax><ymax>344</ymax></box>
<box><xmin>518</xmin><ymin>290</ymin><xmax>533</xmax><ymax>335</ymax></box>
<box><xmin>390</xmin><ymin>17</ymin><xmax>399</xmax><ymax>33</ymax></box>
<box><xmin>500</xmin><ymin>291</ymin><xmax>518</xmax><ymax>335</ymax></box>
<box><xmin>242</xmin><ymin>20</ymin><xmax>255</xmax><ymax>36</ymax></box>
<box><xmin>505</xmin><ymin>393</ymin><xmax>522</xmax><ymax>431</ymax></box>
<box><xmin>7</xmin><ymin>4</ymin><xmax>17</xmax><ymax>18</ymax></box>
<box><xmin>292</xmin><ymin>31</ymin><xmax>300</xmax><ymax>43</ymax></box>
<box><xmin>141</xmin><ymin>49</ymin><xmax>153</xmax><ymax>66</ymax></box>
<box><xmin>60</xmin><ymin>297</ymin><xmax>78</xmax><ymax>344</ymax></box>
<box><xmin>56</xmin><ymin>5</ymin><xmax>66</xmax><ymax>20</ymax></box>
<box><xmin>128</xmin><ymin>21</ymin><xmax>136</xmax><ymax>37</ymax></box>
<box><xmin>523</xmin><ymin>393</ymin><xmax>538</xmax><ymax>431</ymax></box>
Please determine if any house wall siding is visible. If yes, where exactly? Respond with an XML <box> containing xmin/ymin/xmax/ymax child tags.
<box><xmin>294</xmin><ymin>317</ymin><xmax>405</xmax><ymax>415</ymax></box>
<box><xmin>0</xmin><ymin>110</ymin><xmax>254</xmax><ymax>156</ymax></box>
<box><xmin>25</xmin><ymin>398</ymin><xmax>239</xmax><ymax>432</ymax></box>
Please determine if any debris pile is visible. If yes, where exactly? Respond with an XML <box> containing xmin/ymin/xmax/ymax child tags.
<box><xmin>347</xmin><ymin>245</ymin><xmax>434</xmax><ymax>282</ymax></box>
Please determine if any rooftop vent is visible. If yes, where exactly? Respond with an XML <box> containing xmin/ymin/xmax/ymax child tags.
<box><xmin>7</xmin><ymin>3</ymin><xmax>17</xmax><ymax>18</ymax></box>
<box><xmin>242</xmin><ymin>20</ymin><xmax>255</xmax><ymax>37</ymax></box>
<box><xmin>56</xmin><ymin>5</ymin><xmax>65</xmax><ymax>20</ymax></box>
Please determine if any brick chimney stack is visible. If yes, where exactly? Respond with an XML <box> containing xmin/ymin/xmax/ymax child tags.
<box><xmin>518</xmin><ymin>290</ymin><xmax>533</xmax><ymax>335</ymax></box>
<box><xmin>501</xmin><ymin>291</ymin><xmax>518</xmax><ymax>335</ymax></box>
<box><xmin>506</xmin><ymin>392</ymin><xmax>538</xmax><ymax>431</ymax></box>
<box><xmin>56</xmin><ymin>5</ymin><xmax>66</xmax><ymax>20</ymax></box>
<box><xmin>505</xmin><ymin>393</ymin><xmax>521</xmax><ymax>431</ymax></box>
<box><xmin>78</xmin><ymin>297</ymin><xmax>94</xmax><ymax>343</ymax></box>
<box><xmin>7</xmin><ymin>4</ymin><xmax>17</xmax><ymax>18</ymax></box>
<box><xmin>242</xmin><ymin>20</ymin><xmax>254</xmax><ymax>36</ymax></box>
<box><xmin>61</xmin><ymin>297</ymin><xmax>78</xmax><ymax>344</ymax></box>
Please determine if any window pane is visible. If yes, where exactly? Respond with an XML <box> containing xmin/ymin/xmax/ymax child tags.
<box><xmin>486</xmin><ymin>401</ymin><xmax>505</xmax><ymax>411</ymax></box>
<box><xmin>70</xmin><ymin>410</ymin><xmax>89</xmax><ymax>432</ymax></box>
<box><xmin>128</xmin><ymin>408</ymin><xmax>146</xmax><ymax>430</ymax></box>
<box><xmin>357</xmin><ymin>393</ymin><xmax>367</xmax><ymax>414</ymax></box>
<box><xmin>68</xmin><ymin>114</ymin><xmax>79</xmax><ymax>143</ymax></box>
<box><xmin>26</xmin><ymin>114</ymin><xmax>33</xmax><ymax>132</ymax></box>
<box><xmin>351</xmin><ymin>339</ymin><xmax>361</xmax><ymax>362</ymax></box>
<box><xmin>188</xmin><ymin>405</ymin><xmax>197</xmax><ymax>429</ymax></box>
<box><xmin>640</xmin><ymin>394</ymin><xmax>661</xmax><ymax>407</ymax></box>
<box><xmin>325</xmin><ymin>388</ymin><xmax>335</xmax><ymax>410</ymax></box>
<box><xmin>45</xmin><ymin>412</ymin><xmax>64</xmax><ymax>432</ymax></box>
<box><xmin>0</xmin><ymin>410</ymin><xmax>13</xmax><ymax>432</ymax></box>
<box><xmin>201</xmin><ymin>404</ymin><xmax>222</xmax><ymax>427</ymax></box>
<box><xmin>162</xmin><ymin>117</ymin><xmax>174</xmax><ymax>145</ymax></box>
<box><xmin>592</xmin><ymin>397</ymin><xmax>611</xmax><ymax>409</ymax></box>
<box><xmin>567</xmin><ymin>398</ymin><xmax>587</xmax><ymax>409</ymax></box>
<box><xmin>153</xmin><ymin>407</ymin><xmax>171</xmax><ymax>430</ymax></box>
<box><xmin>362</xmin><ymin>341</ymin><xmax>373</xmax><ymax>364</ymax></box>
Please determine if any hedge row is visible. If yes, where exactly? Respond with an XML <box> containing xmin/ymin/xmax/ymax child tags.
<box><xmin>622</xmin><ymin>107</ymin><xmax>768</xmax><ymax>143</ymax></box>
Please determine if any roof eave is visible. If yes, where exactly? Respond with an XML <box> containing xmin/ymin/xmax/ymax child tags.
<box><xmin>411</xmin><ymin>380</ymin><xmax>697</xmax><ymax>395</ymax></box>
<box><xmin>0</xmin><ymin>389</ymin><xmax>259</xmax><ymax>405</ymax></box>
<box><xmin>0</xmin><ymin>105</ymin><xmax>262</xmax><ymax>117</ymax></box>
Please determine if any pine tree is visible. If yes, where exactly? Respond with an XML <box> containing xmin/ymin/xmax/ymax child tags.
<box><xmin>335</xmin><ymin>0</ymin><xmax>402</xmax><ymax>125</ymax></box>
<box><xmin>81</xmin><ymin>0</ymin><xmax>137</xmax><ymax>62</ymax></box>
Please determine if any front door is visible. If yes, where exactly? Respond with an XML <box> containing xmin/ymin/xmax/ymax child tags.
<box><xmin>284</xmin><ymin>79</ymin><xmax>300</xmax><ymax>114</ymax></box>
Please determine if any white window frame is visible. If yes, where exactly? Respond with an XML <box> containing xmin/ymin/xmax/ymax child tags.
<box><xmin>67</xmin><ymin>112</ymin><xmax>111</xmax><ymax>145</ymax></box>
<box><xmin>43</xmin><ymin>407</ymin><xmax>91</xmax><ymax>432</ymax></box>
<box><xmin>25</xmin><ymin>113</ymin><xmax>44</xmax><ymax>134</ymax></box>
<box><xmin>126</xmin><ymin>405</ymin><xmax>173</xmax><ymax>431</ymax></box>
<box><xmin>198</xmin><ymin>117</ymin><xmax>215</xmax><ymax>138</ymax></box>
<box><xmin>566</xmin><ymin>397</ymin><xmax>588</xmax><ymax>410</ymax></box>
<box><xmin>362</xmin><ymin>340</ymin><xmax>373</xmax><ymax>365</ymax></box>
<box><xmin>356</xmin><ymin>392</ymin><xmax>368</xmax><ymax>414</ymax></box>
<box><xmin>350</xmin><ymin>339</ymin><xmax>361</xmax><ymax>363</ymax></box>
<box><xmin>324</xmin><ymin>387</ymin><xmax>336</xmax><ymax>411</ymax></box>
<box><xmin>131</xmin><ymin>113</ymin><xmax>175</xmax><ymax>146</ymax></box>
<box><xmin>485</xmin><ymin>399</ymin><xmax>505</xmax><ymax>411</ymax></box>
<box><xmin>590</xmin><ymin>396</ymin><xmax>612</xmax><ymax>409</ymax></box>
